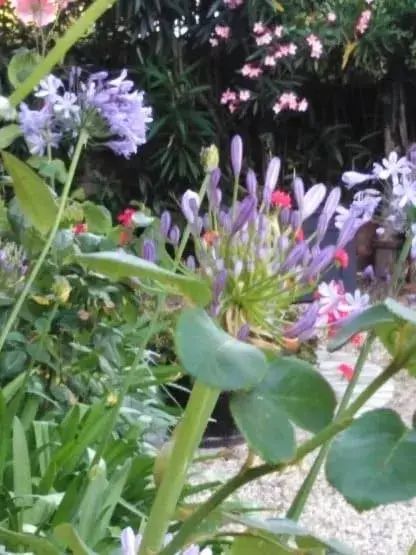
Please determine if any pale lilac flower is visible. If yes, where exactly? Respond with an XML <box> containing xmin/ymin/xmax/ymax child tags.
<box><xmin>342</xmin><ymin>171</ymin><xmax>374</xmax><ymax>189</ymax></box>
<box><xmin>181</xmin><ymin>190</ymin><xmax>200</xmax><ymax>224</ymax></box>
<box><xmin>53</xmin><ymin>92</ymin><xmax>80</xmax><ymax>120</ymax></box>
<box><xmin>35</xmin><ymin>74</ymin><xmax>63</xmax><ymax>100</ymax></box>
<box><xmin>301</xmin><ymin>183</ymin><xmax>326</xmax><ymax>221</ymax></box>
<box><xmin>285</xmin><ymin>302</ymin><xmax>319</xmax><ymax>341</ymax></box>
<box><xmin>232</xmin><ymin>196</ymin><xmax>256</xmax><ymax>234</ymax></box>
<box><xmin>231</xmin><ymin>135</ymin><xmax>243</xmax><ymax>176</ymax></box>
<box><xmin>338</xmin><ymin>289</ymin><xmax>370</xmax><ymax>314</ymax></box>
<box><xmin>142</xmin><ymin>239</ymin><xmax>156</xmax><ymax>262</ymax></box>
<box><xmin>246</xmin><ymin>169</ymin><xmax>257</xmax><ymax>196</ymax></box>
<box><xmin>393</xmin><ymin>176</ymin><xmax>416</xmax><ymax>208</ymax></box>
<box><xmin>120</xmin><ymin>528</ymin><xmax>141</xmax><ymax>555</ymax></box>
<box><xmin>362</xmin><ymin>264</ymin><xmax>376</xmax><ymax>281</ymax></box>
<box><xmin>160</xmin><ymin>211</ymin><xmax>171</xmax><ymax>237</ymax></box>
<box><xmin>372</xmin><ymin>151</ymin><xmax>410</xmax><ymax>185</ymax></box>
<box><xmin>264</xmin><ymin>157</ymin><xmax>281</xmax><ymax>192</ymax></box>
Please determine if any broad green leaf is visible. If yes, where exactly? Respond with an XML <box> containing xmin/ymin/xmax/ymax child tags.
<box><xmin>83</xmin><ymin>201</ymin><xmax>112</xmax><ymax>234</ymax></box>
<box><xmin>230</xmin><ymin>536</ymin><xmax>293</xmax><ymax>554</ymax></box>
<box><xmin>3</xmin><ymin>372</ymin><xmax>26</xmax><ymax>402</ymax></box>
<box><xmin>13</xmin><ymin>417</ymin><xmax>33</xmax><ymax>521</ymax></box>
<box><xmin>0</xmin><ymin>526</ymin><xmax>60</xmax><ymax>555</ymax></box>
<box><xmin>384</xmin><ymin>298</ymin><xmax>416</xmax><ymax>325</ymax></box>
<box><xmin>28</xmin><ymin>156</ymin><xmax>68</xmax><ymax>184</ymax></box>
<box><xmin>0</xmin><ymin>124</ymin><xmax>22</xmax><ymax>149</ymax></box>
<box><xmin>175</xmin><ymin>308</ymin><xmax>268</xmax><ymax>391</ymax></box>
<box><xmin>2</xmin><ymin>151</ymin><xmax>57</xmax><ymax>234</ymax></box>
<box><xmin>326</xmin><ymin>409</ymin><xmax>416</xmax><ymax>511</ymax></box>
<box><xmin>8</xmin><ymin>49</ymin><xmax>42</xmax><ymax>88</ymax></box>
<box><xmin>76</xmin><ymin>251</ymin><xmax>211</xmax><ymax>306</ymax></box>
<box><xmin>54</xmin><ymin>523</ymin><xmax>97</xmax><ymax>555</ymax></box>
<box><xmin>0</xmin><ymin>350</ymin><xmax>27</xmax><ymax>379</ymax></box>
<box><xmin>328</xmin><ymin>304</ymin><xmax>397</xmax><ymax>351</ymax></box>
<box><xmin>33</xmin><ymin>420</ymin><xmax>54</xmax><ymax>476</ymax></box>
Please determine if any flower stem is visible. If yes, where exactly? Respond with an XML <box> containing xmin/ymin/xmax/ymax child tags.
<box><xmin>138</xmin><ymin>382</ymin><xmax>220</xmax><ymax>555</ymax></box>
<box><xmin>159</xmin><ymin>345</ymin><xmax>413</xmax><ymax>555</ymax></box>
<box><xmin>0</xmin><ymin>131</ymin><xmax>87</xmax><ymax>354</ymax></box>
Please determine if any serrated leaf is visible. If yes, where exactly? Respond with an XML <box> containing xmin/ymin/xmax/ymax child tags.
<box><xmin>175</xmin><ymin>308</ymin><xmax>268</xmax><ymax>391</ymax></box>
<box><xmin>0</xmin><ymin>124</ymin><xmax>22</xmax><ymax>149</ymax></box>
<box><xmin>75</xmin><ymin>251</ymin><xmax>211</xmax><ymax>306</ymax></box>
<box><xmin>326</xmin><ymin>409</ymin><xmax>416</xmax><ymax>511</ymax></box>
<box><xmin>2</xmin><ymin>151</ymin><xmax>57</xmax><ymax>234</ymax></box>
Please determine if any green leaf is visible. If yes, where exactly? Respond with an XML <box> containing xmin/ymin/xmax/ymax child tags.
<box><xmin>13</xmin><ymin>417</ymin><xmax>33</xmax><ymax>521</ymax></box>
<box><xmin>326</xmin><ymin>409</ymin><xmax>416</xmax><ymax>511</ymax></box>
<box><xmin>3</xmin><ymin>372</ymin><xmax>26</xmax><ymax>402</ymax></box>
<box><xmin>0</xmin><ymin>350</ymin><xmax>27</xmax><ymax>379</ymax></box>
<box><xmin>0</xmin><ymin>393</ymin><xmax>10</xmax><ymax>484</ymax></box>
<box><xmin>54</xmin><ymin>523</ymin><xmax>97</xmax><ymax>555</ymax></box>
<box><xmin>175</xmin><ymin>308</ymin><xmax>268</xmax><ymax>391</ymax></box>
<box><xmin>2</xmin><ymin>151</ymin><xmax>57</xmax><ymax>234</ymax></box>
<box><xmin>0</xmin><ymin>527</ymin><xmax>60</xmax><ymax>555</ymax></box>
<box><xmin>75</xmin><ymin>251</ymin><xmax>211</xmax><ymax>306</ymax></box>
<box><xmin>33</xmin><ymin>420</ymin><xmax>54</xmax><ymax>476</ymax></box>
<box><xmin>328</xmin><ymin>304</ymin><xmax>397</xmax><ymax>351</ymax></box>
<box><xmin>8</xmin><ymin>49</ymin><xmax>42</xmax><ymax>88</ymax></box>
<box><xmin>384</xmin><ymin>297</ymin><xmax>416</xmax><ymax>325</ymax></box>
<box><xmin>230</xmin><ymin>536</ymin><xmax>293</xmax><ymax>554</ymax></box>
<box><xmin>0</xmin><ymin>124</ymin><xmax>22</xmax><ymax>149</ymax></box>
<box><xmin>82</xmin><ymin>201</ymin><xmax>112</xmax><ymax>234</ymax></box>
<box><xmin>28</xmin><ymin>156</ymin><xmax>68</xmax><ymax>184</ymax></box>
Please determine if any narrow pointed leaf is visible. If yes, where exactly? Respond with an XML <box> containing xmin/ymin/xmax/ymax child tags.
<box><xmin>54</xmin><ymin>523</ymin><xmax>97</xmax><ymax>555</ymax></box>
<box><xmin>0</xmin><ymin>527</ymin><xmax>60</xmax><ymax>555</ymax></box>
<box><xmin>0</xmin><ymin>124</ymin><xmax>22</xmax><ymax>149</ymax></box>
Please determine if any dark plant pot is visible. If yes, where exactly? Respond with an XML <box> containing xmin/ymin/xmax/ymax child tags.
<box><xmin>299</xmin><ymin>211</ymin><xmax>357</xmax><ymax>302</ymax></box>
<box><xmin>165</xmin><ymin>376</ymin><xmax>243</xmax><ymax>449</ymax></box>
<box><xmin>373</xmin><ymin>236</ymin><xmax>403</xmax><ymax>280</ymax></box>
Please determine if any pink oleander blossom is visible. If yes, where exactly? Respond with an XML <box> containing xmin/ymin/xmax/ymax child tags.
<box><xmin>327</xmin><ymin>12</ymin><xmax>337</xmax><ymax>23</ymax></box>
<box><xmin>239</xmin><ymin>89</ymin><xmax>251</xmax><ymax>101</ymax></box>
<box><xmin>306</xmin><ymin>34</ymin><xmax>323</xmax><ymax>59</ymax></box>
<box><xmin>241</xmin><ymin>63</ymin><xmax>262</xmax><ymax>78</ymax></box>
<box><xmin>214</xmin><ymin>24</ymin><xmax>231</xmax><ymax>40</ymax></box>
<box><xmin>273</xmin><ymin>92</ymin><xmax>308</xmax><ymax>115</ymax></box>
<box><xmin>223</xmin><ymin>0</ymin><xmax>244</xmax><ymax>7</ymax></box>
<box><xmin>356</xmin><ymin>9</ymin><xmax>372</xmax><ymax>35</ymax></box>
<box><xmin>253</xmin><ymin>21</ymin><xmax>266</xmax><ymax>35</ymax></box>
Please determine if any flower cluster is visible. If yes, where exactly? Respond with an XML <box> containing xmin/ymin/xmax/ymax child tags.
<box><xmin>220</xmin><ymin>88</ymin><xmax>251</xmax><ymax>113</ymax></box>
<box><xmin>149</xmin><ymin>136</ymin><xmax>363</xmax><ymax>346</ymax></box>
<box><xmin>0</xmin><ymin>241</ymin><xmax>27</xmax><ymax>296</ymax></box>
<box><xmin>223</xmin><ymin>0</ymin><xmax>244</xmax><ymax>8</ymax></box>
<box><xmin>356</xmin><ymin>9</ymin><xmax>372</xmax><ymax>35</ymax></box>
<box><xmin>209</xmin><ymin>24</ymin><xmax>231</xmax><ymax>47</ymax></box>
<box><xmin>10</xmin><ymin>0</ymin><xmax>73</xmax><ymax>27</ymax></box>
<box><xmin>306</xmin><ymin>34</ymin><xmax>323</xmax><ymax>59</ymax></box>
<box><xmin>340</xmin><ymin>149</ymin><xmax>416</xmax><ymax>252</ymax></box>
<box><xmin>19</xmin><ymin>69</ymin><xmax>152</xmax><ymax>159</ymax></box>
<box><xmin>272</xmin><ymin>92</ymin><xmax>308</xmax><ymax>115</ymax></box>
<box><xmin>121</xmin><ymin>528</ymin><xmax>212</xmax><ymax>555</ymax></box>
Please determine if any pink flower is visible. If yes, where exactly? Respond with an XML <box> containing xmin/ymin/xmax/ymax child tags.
<box><xmin>356</xmin><ymin>9</ymin><xmax>372</xmax><ymax>35</ymax></box>
<box><xmin>264</xmin><ymin>55</ymin><xmax>276</xmax><ymax>67</ymax></box>
<box><xmin>338</xmin><ymin>363</ymin><xmax>354</xmax><ymax>381</ymax></box>
<box><xmin>223</xmin><ymin>0</ymin><xmax>244</xmax><ymax>7</ymax></box>
<box><xmin>256</xmin><ymin>32</ymin><xmax>273</xmax><ymax>46</ymax></box>
<box><xmin>274</xmin><ymin>43</ymin><xmax>297</xmax><ymax>59</ymax></box>
<box><xmin>228</xmin><ymin>103</ymin><xmax>238</xmax><ymax>113</ymax></box>
<box><xmin>253</xmin><ymin>21</ymin><xmax>266</xmax><ymax>35</ymax></box>
<box><xmin>280</xmin><ymin>92</ymin><xmax>298</xmax><ymax>110</ymax></box>
<box><xmin>306</xmin><ymin>34</ymin><xmax>323</xmax><ymax>59</ymax></box>
<box><xmin>209</xmin><ymin>37</ymin><xmax>219</xmax><ymax>47</ymax></box>
<box><xmin>221</xmin><ymin>89</ymin><xmax>237</xmax><ymax>104</ymax></box>
<box><xmin>327</xmin><ymin>11</ymin><xmax>337</xmax><ymax>23</ymax></box>
<box><xmin>239</xmin><ymin>89</ymin><xmax>251</xmax><ymax>101</ymax></box>
<box><xmin>297</xmin><ymin>98</ymin><xmax>308</xmax><ymax>111</ymax></box>
<box><xmin>241</xmin><ymin>64</ymin><xmax>262</xmax><ymax>78</ymax></box>
<box><xmin>274</xmin><ymin>25</ymin><xmax>283</xmax><ymax>38</ymax></box>
<box><xmin>215</xmin><ymin>24</ymin><xmax>231</xmax><ymax>40</ymax></box>
<box><xmin>11</xmin><ymin>0</ymin><xmax>58</xmax><ymax>27</ymax></box>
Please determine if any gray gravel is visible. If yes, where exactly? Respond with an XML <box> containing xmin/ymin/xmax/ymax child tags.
<box><xmin>192</xmin><ymin>339</ymin><xmax>416</xmax><ymax>555</ymax></box>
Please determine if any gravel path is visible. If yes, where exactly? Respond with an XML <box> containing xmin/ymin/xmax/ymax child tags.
<box><xmin>192</xmin><ymin>340</ymin><xmax>416</xmax><ymax>555</ymax></box>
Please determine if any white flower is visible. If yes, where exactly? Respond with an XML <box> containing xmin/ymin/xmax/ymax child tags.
<box><xmin>338</xmin><ymin>289</ymin><xmax>370</xmax><ymax>314</ymax></box>
<box><xmin>392</xmin><ymin>175</ymin><xmax>416</xmax><ymax>208</ymax></box>
<box><xmin>316</xmin><ymin>280</ymin><xmax>345</xmax><ymax>324</ymax></box>
<box><xmin>334</xmin><ymin>205</ymin><xmax>350</xmax><ymax>230</ymax></box>
<box><xmin>53</xmin><ymin>92</ymin><xmax>80</xmax><ymax>119</ymax></box>
<box><xmin>342</xmin><ymin>171</ymin><xmax>374</xmax><ymax>189</ymax></box>
<box><xmin>120</xmin><ymin>528</ymin><xmax>142</xmax><ymax>555</ymax></box>
<box><xmin>35</xmin><ymin>74</ymin><xmax>63</xmax><ymax>99</ymax></box>
<box><xmin>372</xmin><ymin>151</ymin><xmax>410</xmax><ymax>186</ymax></box>
<box><xmin>0</xmin><ymin>96</ymin><xmax>17</xmax><ymax>122</ymax></box>
<box><xmin>181</xmin><ymin>190</ymin><xmax>201</xmax><ymax>224</ymax></box>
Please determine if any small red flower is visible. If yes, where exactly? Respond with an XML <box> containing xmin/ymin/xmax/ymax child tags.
<box><xmin>338</xmin><ymin>363</ymin><xmax>354</xmax><ymax>381</ymax></box>
<box><xmin>335</xmin><ymin>248</ymin><xmax>349</xmax><ymax>269</ymax></box>
<box><xmin>202</xmin><ymin>231</ymin><xmax>219</xmax><ymax>247</ymax></box>
<box><xmin>117</xmin><ymin>208</ymin><xmax>136</xmax><ymax>227</ymax></box>
<box><xmin>271</xmin><ymin>190</ymin><xmax>292</xmax><ymax>208</ymax></box>
<box><xmin>73</xmin><ymin>223</ymin><xmax>88</xmax><ymax>235</ymax></box>
<box><xmin>295</xmin><ymin>228</ymin><xmax>304</xmax><ymax>241</ymax></box>
<box><xmin>351</xmin><ymin>333</ymin><xmax>364</xmax><ymax>347</ymax></box>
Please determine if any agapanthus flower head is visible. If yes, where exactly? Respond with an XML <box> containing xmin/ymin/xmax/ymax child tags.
<box><xmin>0</xmin><ymin>241</ymin><xmax>27</xmax><ymax>296</ymax></box>
<box><xmin>18</xmin><ymin>68</ymin><xmax>152</xmax><ymax>158</ymax></box>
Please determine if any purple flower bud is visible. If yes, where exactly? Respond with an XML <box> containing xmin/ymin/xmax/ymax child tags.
<box><xmin>264</xmin><ymin>157</ymin><xmax>281</xmax><ymax>192</ymax></box>
<box><xmin>232</xmin><ymin>195</ymin><xmax>257</xmax><ymax>234</ymax></box>
<box><xmin>142</xmin><ymin>239</ymin><xmax>156</xmax><ymax>262</ymax></box>
<box><xmin>210</xmin><ymin>167</ymin><xmax>221</xmax><ymax>190</ymax></box>
<box><xmin>210</xmin><ymin>303</ymin><xmax>220</xmax><ymax>318</ymax></box>
<box><xmin>316</xmin><ymin>212</ymin><xmax>329</xmax><ymax>244</ymax></box>
<box><xmin>263</xmin><ymin>187</ymin><xmax>272</xmax><ymax>207</ymax></box>
<box><xmin>213</xmin><ymin>269</ymin><xmax>228</xmax><ymax>301</ymax></box>
<box><xmin>160</xmin><ymin>210</ymin><xmax>171</xmax><ymax>238</ymax></box>
<box><xmin>342</xmin><ymin>171</ymin><xmax>374</xmax><ymax>189</ymax></box>
<box><xmin>304</xmin><ymin>245</ymin><xmax>336</xmax><ymax>279</ymax></box>
<box><xmin>293</xmin><ymin>177</ymin><xmax>305</xmax><ymax>211</ymax></box>
<box><xmin>237</xmin><ymin>324</ymin><xmax>250</xmax><ymax>341</ymax></box>
<box><xmin>291</xmin><ymin>210</ymin><xmax>301</xmax><ymax>230</ymax></box>
<box><xmin>186</xmin><ymin>255</ymin><xmax>196</xmax><ymax>271</ymax></box>
<box><xmin>285</xmin><ymin>302</ymin><xmax>319</xmax><ymax>339</ymax></box>
<box><xmin>169</xmin><ymin>225</ymin><xmax>180</xmax><ymax>245</ymax></box>
<box><xmin>362</xmin><ymin>264</ymin><xmax>375</xmax><ymax>282</ymax></box>
<box><xmin>202</xmin><ymin>213</ymin><xmax>211</xmax><ymax>232</ymax></box>
<box><xmin>337</xmin><ymin>217</ymin><xmax>357</xmax><ymax>249</ymax></box>
<box><xmin>181</xmin><ymin>190</ymin><xmax>200</xmax><ymax>224</ymax></box>
<box><xmin>323</xmin><ymin>187</ymin><xmax>341</xmax><ymax>221</ymax></box>
<box><xmin>246</xmin><ymin>169</ymin><xmax>257</xmax><ymax>196</ymax></box>
<box><xmin>281</xmin><ymin>241</ymin><xmax>308</xmax><ymax>272</ymax></box>
<box><xmin>194</xmin><ymin>216</ymin><xmax>203</xmax><ymax>235</ymax></box>
<box><xmin>231</xmin><ymin>135</ymin><xmax>243</xmax><ymax>177</ymax></box>
<box><xmin>277</xmin><ymin>236</ymin><xmax>290</xmax><ymax>254</ymax></box>
<box><xmin>280</xmin><ymin>207</ymin><xmax>291</xmax><ymax>226</ymax></box>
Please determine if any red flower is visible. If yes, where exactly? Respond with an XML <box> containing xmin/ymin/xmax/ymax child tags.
<box><xmin>117</xmin><ymin>208</ymin><xmax>136</xmax><ymax>227</ymax></box>
<box><xmin>295</xmin><ymin>228</ymin><xmax>304</xmax><ymax>241</ymax></box>
<box><xmin>73</xmin><ymin>223</ymin><xmax>88</xmax><ymax>235</ymax></box>
<box><xmin>335</xmin><ymin>248</ymin><xmax>349</xmax><ymax>269</ymax></box>
<box><xmin>351</xmin><ymin>333</ymin><xmax>364</xmax><ymax>347</ymax></box>
<box><xmin>338</xmin><ymin>363</ymin><xmax>354</xmax><ymax>381</ymax></box>
<box><xmin>271</xmin><ymin>190</ymin><xmax>292</xmax><ymax>208</ymax></box>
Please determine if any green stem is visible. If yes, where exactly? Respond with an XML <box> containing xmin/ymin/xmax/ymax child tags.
<box><xmin>286</xmin><ymin>333</ymin><xmax>375</xmax><ymax>520</ymax></box>
<box><xmin>0</xmin><ymin>131</ymin><xmax>87</xmax><ymax>354</ymax></box>
<box><xmin>9</xmin><ymin>0</ymin><xmax>117</xmax><ymax>107</ymax></box>
<box><xmin>159</xmin><ymin>348</ymin><xmax>410</xmax><ymax>555</ymax></box>
<box><xmin>138</xmin><ymin>382</ymin><xmax>220</xmax><ymax>555</ymax></box>
<box><xmin>391</xmin><ymin>234</ymin><xmax>412</xmax><ymax>296</ymax></box>
<box><xmin>231</xmin><ymin>176</ymin><xmax>239</xmax><ymax>222</ymax></box>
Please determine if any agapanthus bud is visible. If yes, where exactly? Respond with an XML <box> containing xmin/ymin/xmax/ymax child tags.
<box><xmin>263</xmin><ymin>187</ymin><xmax>272</xmax><ymax>207</ymax></box>
<box><xmin>169</xmin><ymin>225</ymin><xmax>180</xmax><ymax>245</ymax></box>
<box><xmin>277</xmin><ymin>236</ymin><xmax>290</xmax><ymax>254</ymax></box>
<box><xmin>285</xmin><ymin>302</ymin><xmax>319</xmax><ymax>340</ymax></box>
<box><xmin>213</xmin><ymin>269</ymin><xmax>228</xmax><ymax>300</ymax></box>
<box><xmin>264</xmin><ymin>157</ymin><xmax>281</xmax><ymax>192</ymax></box>
<box><xmin>237</xmin><ymin>323</ymin><xmax>250</xmax><ymax>341</ymax></box>
<box><xmin>316</xmin><ymin>212</ymin><xmax>329</xmax><ymax>244</ymax></box>
<box><xmin>142</xmin><ymin>239</ymin><xmax>156</xmax><ymax>262</ymax></box>
<box><xmin>341</xmin><ymin>171</ymin><xmax>374</xmax><ymax>189</ymax></box>
<box><xmin>231</xmin><ymin>135</ymin><xmax>243</xmax><ymax>177</ymax></box>
<box><xmin>323</xmin><ymin>187</ymin><xmax>341</xmax><ymax>221</ymax></box>
<box><xmin>181</xmin><ymin>190</ymin><xmax>200</xmax><ymax>224</ymax></box>
<box><xmin>232</xmin><ymin>195</ymin><xmax>257</xmax><ymax>234</ymax></box>
<box><xmin>281</xmin><ymin>241</ymin><xmax>308</xmax><ymax>272</ymax></box>
<box><xmin>337</xmin><ymin>217</ymin><xmax>357</xmax><ymax>248</ymax></box>
<box><xmin>293</xmin><ymin>177</ymin><xmax>305</xmax><ymax>211</ymax></box>
<box><xmin>160</xmin><ymin>210</ymin><xmax>171</xmax><ymax>238</ymax></box>
<box><xmin>290</xmin><ymin>210</ymin><xmax>301</xmax><ymax>230</ymax></box>
<box><xmin>246</xmin><ymin>169</ymin><xmax>257</xmax><ymax>196</ymax></box>
<box><xmin>210</xmin><ymin>167</ymin><xmax>221</xmax><ymax>190</ymax></box>
<box><xmin>233</xmin><ymin>259</ymin><xmax>243</xmax><ymax>278</ymax></box>
<box><xmin>305</xmin><ymin>245</ymin><xmax>336</xmax><ymax>279</ymax></box>
<box><xmin>302</xmin><ymin>183</ymin><xmax>326</xmax><ymax>221</ymax></box>
<box><xmin>186</xmin><ymin>255</ymin><xmax>196</xmax><ymax>271</ymax></box>
<box><xmin>280</xmin><ymin>207</ymin><xmax>291</xmax><ymax>226</ymax></box>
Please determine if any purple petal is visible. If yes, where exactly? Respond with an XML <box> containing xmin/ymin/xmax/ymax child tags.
<box><xmin>281</xmin><ymin>241</ymin><xmax>308</xmax><ymax>272</ymax></box>
<box><xmin>342</xmin><ymin>171</ymin><xmax>374</xmax><ymax>189</ymax></box>
<box><xmin>142</xmin><ymin>239</ymin><xmax>156</xmax><ymax>262</ymax></box>
<box><xmin>264</xmin><ymin>157</ymin><xmax>281</xmax><ymax>192</ymax></box>
<box><xmin>246</xmin><ymin>169</ymin><xmax>257</xmax><ymax>196</ymax></box>
<box><xmin>232</xmin><ymin>196</ymin><xmax>257</xmax><ymax>234</ymax></box>
<box><xmin>293</xmin><ymin>177</ymin><xmax>305</xmax><ymax>211</ymax></box>
<box><xmin>160</xmin><ymin>210</ymin><xmax>171</xmax><ymax>237</ymax></box>
<box><xmin>231</xmin><ymin>135</ymin><xmax>243</xmax><ymax>176</ymax></box>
